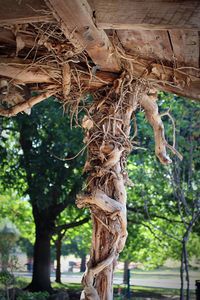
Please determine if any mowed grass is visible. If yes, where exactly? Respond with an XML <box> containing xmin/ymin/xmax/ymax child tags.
<box><xmin>5</xmin><ymin>278</ymin><xmax>196</xmax><ymax>299</ymax></box>
<box><xmin>2</xmin><ymin>267</ymin><xmax>199</xmax><ymax>299</ymax></box>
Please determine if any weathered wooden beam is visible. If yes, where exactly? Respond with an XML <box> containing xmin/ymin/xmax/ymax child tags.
<box><xmin>168</xmin><ymin>30</ymin><xmax>199</xmax><ymax>68</ymax></box>
<box><xmin>91</xmin><ymin>0</ymin><xmax>200</xmax><ymax>30</ymax></box>
<box><xmin>0</xmin><ymin>0</ymin><xmax>54</xmax><ymax>25</ymax></box>
<box><xmin>0</xmin><ymin>58</ymin><xmax>118</xmax><ymax>89</ymax></box>
<box><xmin>129</xmin><ymin>60</ymin><xmax>200</xmax><ymax>101</ymax></box>
<box><xmin>117</xmin><ymin>29</ymin><xmax>174</xmax><ymax>63</ymax></box>
<box><xmin>0</xmin><ymin>64</ymin><xmax>55</xmax><ymax>84</ymax></box>
<box><xmin>0</xmin><ymin>28</ymin><xmax>16</xmax><ymax>44</ymax></box>
<box><xmin>149</xmin><ymin>64</ymin><xmax>200</xmax><ymax>101</ymax></box>
<box><xmin>1</xmin><ymin>58</ymin><xmax>200</xmax><ymax>101</ymax></box>
<box><xmin>46</xmin><ymin>0</ymin><xmax>120</xmax><ymax>72</ymax></box>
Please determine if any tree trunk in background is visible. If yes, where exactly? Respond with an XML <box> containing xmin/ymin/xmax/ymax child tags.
<box><xmin>55</xmin><ymin>234</ymin><xmax>62</xmax><ymax>284</ymax></box>
<box><xmin>123</xmin><ymin>260</ymin><xmax>130</xmax><ymax>284</ymax></box>
<box><xmin>80</xmin><ymin>254</ymin><xmax>86</xmax><ymax>273</ymax></box>
<box><xmin>26</xmin><ymin>221</ymin><xmax>52</xmax><ymax>292</ymax></box>
<box><xmin>77</xmin><ymin>84</ymin><xmax>143</xmax><ymax>300</ymax></box>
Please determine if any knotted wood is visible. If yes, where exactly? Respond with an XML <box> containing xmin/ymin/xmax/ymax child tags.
<box><xmin>77</xmin><ymin>82</ymin><xmax>142</xmax><ymax>299</ymax></box>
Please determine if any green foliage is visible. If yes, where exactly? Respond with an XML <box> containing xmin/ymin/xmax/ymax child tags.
<box><xmin>123</xmin><ymin>93</ymin><xmax>200</xmax><ymax>268</ymax></box>
<box><xmin>17</xmin><ymin>291</ymin><xmax>49</xmax><ymax>300</ymax></box>
<box><xmin>15</xmin><ymin>99</ymin><xmax>84</xmax><ymax>210</ymax></box>
<box><xmin>0</xmin><ymin>92</ymin><xmax>199</xmax><ymax>275</ymax></box>
<box><xmin>0</xmin><ymin>192</ymin><xmax>34</xmax><ymax>244</ymax></box>
<box><xmin>62</xmin><ymin>221</ymin><xmax>92</xmax><ymax>258</ymax></box>
<box><xmin>0</xmin><ymin>270</ymin><xmax>15</xmax><ymax>300</ymax></box>
<box><xmin>0</xmin><ymin>270</ymin><xmax>15</xmax><ymax>287</ymax></box>
<box><xmin>0</xmin><ymin>219</ymin><xmax>19</xmax><ymax>271</ymax></box>
<box><xmin>0</xmin><ymin>98</ymin><xmax>85</xmax><ymax>250</ymax></box>
<box><xmin>0</xmin><ymin>98</ymin><xmax>84</xmax><ymax>211</ymax></box>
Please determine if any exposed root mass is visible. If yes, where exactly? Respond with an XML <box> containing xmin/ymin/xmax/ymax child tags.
<box><xmin>73</xmin><ymin>72</ymin><xmax>182</xmax><ymax>299</ymax></box>
<box><xmin>0</xmin><ymin>21</ymin><xmax>183</xmax><ymax>300</ymax></box>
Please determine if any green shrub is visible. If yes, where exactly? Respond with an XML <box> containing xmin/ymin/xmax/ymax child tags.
<box><xmin>0</xmin><ymin>270</ymin><xmax>15</xmax><ymax>287</ymax></box>
<box><xmin>0</xmin><ymin>290</ymin><xmax>6</xmax><ymax>300</ymax></box>
<box><xmin>17</xmin><ymin>291</ymin><xmax>49</xmax><ymax>300</ymax></box>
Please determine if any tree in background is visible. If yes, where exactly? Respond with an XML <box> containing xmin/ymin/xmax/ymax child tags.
<box><xmin>0</xmin><ymin>93</ymin><xmax>199</xmax><ymax>297</ymax></box>
<box><xmin>168</xmin><ymin>95</ymin><xmax>200</xmax><ymax>300</ymax></box>
<box><xmin>0</xmin><ymin>99</ymin><xmax>85</xmax><ymax>292</ymax></box>
<box><xmin>122</xmin><ymin>93</ymin><xmax>200</xmax><ymax>295</ymax></box>
<box><xmin>61</xmin><ymin>221</ymin><xmax>92</xmax><ymax>273</ymax></box>
<box><xmin>52</xmin><ymin>205</ymin><xmax>89</xmax><ymax>283</ymax></box>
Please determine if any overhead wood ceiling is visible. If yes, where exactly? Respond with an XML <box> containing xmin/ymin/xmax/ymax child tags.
<box><xmin>0</xmin><ymin>0</ymin><xmax>200</xmax><ymax>100</ymax></box>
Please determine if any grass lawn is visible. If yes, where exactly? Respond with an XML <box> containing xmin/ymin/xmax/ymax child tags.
<box><xmin>2</xmin><ymin>278</ymin><xmax>195</xmax><ymax>299</ymax></box>
<box><xmin>0</xmin><ymin>272</ymin><xmax>197</xmax><ymax>299</ymax></box>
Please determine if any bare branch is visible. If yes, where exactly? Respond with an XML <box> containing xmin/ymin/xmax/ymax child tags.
<box><xmin>0</xmin><ymin>91</ymin><xmax>55</xmax><ymax>117</ymax></box>
<box><xmin>54</xmin><ymin>217</ymin><xmax>89</xmax><ymax>234</ymax></box>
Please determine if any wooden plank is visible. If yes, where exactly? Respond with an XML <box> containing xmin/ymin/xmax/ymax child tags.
<box><xmin>148</xmin><ymin>63</ymin><xmax>200</xmax><ymax>101</ymax></box>
<box><xmin>0</xmin><ymin>0</ymin><xmax>54</xmax><ymax>25</ymax></box>
<box><xmin>91</xmin><ymin>0</ymin><xmax>200</xmax><ymax>30</ymax></box>
<box><xmin>46</xmin><ymin>0</ymin><xmax>120</xmax><ymax>72</ymax></box>
<box><xmin>1</xmin><ymin>57</ymin><xmax>200</xmax><ymax>100</ymax></box>
<box><xmin>169</xmin><ymin>30</ymin><xmax>199</xmax><ymax>67</ymax></box>
<box><xmin>117</xmin><ymin>29</ymin><xmax>173</xmax><ymax>63</ymax></box>
<box><xmin>0</xmin><ymin>28</ymin><xmax>16</xmax><ymax>45</ymax></box>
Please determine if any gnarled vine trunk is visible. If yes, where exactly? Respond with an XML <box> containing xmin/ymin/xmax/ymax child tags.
<box><xmin>77</xmin><ymin>82</ymin><xmax>142</xmax><ymax>300</ymax></box>
<box><xmin>76</xmin><ymin>73</ymin><xmax>180</xmax><ymax>299</ymax></box>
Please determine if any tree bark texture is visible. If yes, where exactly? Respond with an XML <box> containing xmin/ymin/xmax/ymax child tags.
<box><xmin>123</xmin><ymin>260</ymin><xmax>130</xmax><ymax>284</ymax></box>
<box><xmin>80</xmin><ymin>255</ymin><xmax>87</xmax><ymax>273</ymax></box>
<box><xmin>76</xmin><ymin>75</ymin><xmax>177</xmax><ymax>299</ymax></box>
<box><xmin>27</xmin><ymin>222</ymin><xmax>52</xmax><ymax>292</ymax></box>
<box><xmin>55</xmin><ymin>234</ymin><xmax>62</xmax><ymax>284</ymax></box>
<box><xmin>77</xmin><ymin>82</ymin><xmax>144</xmax><ymax>300</ymax></box>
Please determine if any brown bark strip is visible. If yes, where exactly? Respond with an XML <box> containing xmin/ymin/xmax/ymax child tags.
<box><xmin>140</xmin><ymin>90</ymin><xmax>183</xmax><ymax>164</ymax></box>
<box><xmin>0</xmin><ymin>64</ymin><xmax>55</xmax><ymax>84</ymax></box>
<box><xmin>0</xmin><ymin>91</ymin><xmax>55</xmax><ymax>117</ymax></box>
<box><xmin>62</xmin><ymin>63</ymin><xmax>71</xmax><ymax>98</ymax></box>
<box><xmin>140</xmin><ymin>91</ymin><xmax>172</xmax><ymax>165</ymax></box>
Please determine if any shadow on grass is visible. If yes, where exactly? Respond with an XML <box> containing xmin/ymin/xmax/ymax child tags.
<box><xmin>1</xmin><ymin>277</ymin><xmax>196</xmax><ymax>300</ymax></box>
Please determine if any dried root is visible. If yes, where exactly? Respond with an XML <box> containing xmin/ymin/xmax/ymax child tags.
<box><xmin>140</xmin><ymin>89</ymin><xmax>182</xmax><ymax>164</ymax></box>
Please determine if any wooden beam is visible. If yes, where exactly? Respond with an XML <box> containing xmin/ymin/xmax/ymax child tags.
<box><xmin>0</xmin><ymin>58</ymin><xmax>57</xmax><ymax>83</ymax></box>
<box><xmin>46</xmin><ymin>0</ymin><xmax>120</xmax><ymax>72</ymax></box>
<box><xmin>0</xmin><ymin>58</ymin><xmax>118</xmax><ymax>89</ymax></box>
<box><xmin>1</xmin><ymin>58</ymin><xmax>200</xmax><ymax>101</ymax></box>
<box><xmin>168</xmin><ymin>30</ymin><xmax>199</xmax><ymax>68</ymax></box>
<box><xmin>148</xmin><ymin>64</ymin><xmax>200</xmax><ymax>101</ymax></box>
<box><xmin>91</xmin><ymin>0</ymin><xmax>200</xmax><ymax>30</ymax></box>
<box><xmin>117</xmin><ymin>29</ymin><xmax>174</xmax><ymax>63</ymax></box>
<box><xmin>0</xmin><ymin>28</ymin><xmax>15</xmax><ymax>45</ymax></box>
<box><xmin>0</xmin><ymin>0</ymin><xmax>54</xmax><ymax>25</ymax></box>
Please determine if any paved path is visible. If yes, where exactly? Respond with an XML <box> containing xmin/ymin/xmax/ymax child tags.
<box><xmin>14</xmin><ymin>271</ymin><xmax>198</xmax><ymax>290</ymax></box>
<box><xmin>60</xmin><ymin>273</ymin><xmax>196</xmax><ymax>290</ymax></box>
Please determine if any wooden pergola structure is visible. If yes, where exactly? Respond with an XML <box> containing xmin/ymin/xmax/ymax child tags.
<box><xmin>0</xmin><ymin>1</ymin><xmax>199</xmax><ymax>299</ymax></box>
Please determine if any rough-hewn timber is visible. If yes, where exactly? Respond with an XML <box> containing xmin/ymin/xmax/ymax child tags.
<box><xmin>91</xmin><ymin>0</ymin><xmax>200</xmax><ymax>30</ymax></box>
